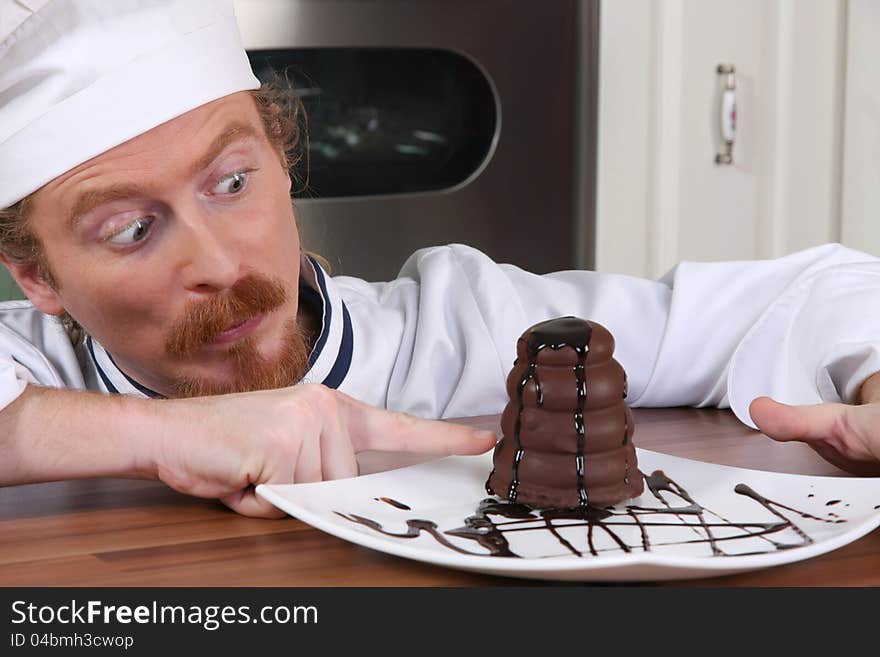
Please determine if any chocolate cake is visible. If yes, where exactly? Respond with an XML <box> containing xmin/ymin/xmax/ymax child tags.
<box><xmin>485</xmin><ymin>316</ymin><xmax>644</xmax><ymax>508</ymax></box>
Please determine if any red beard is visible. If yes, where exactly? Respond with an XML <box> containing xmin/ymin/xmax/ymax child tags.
<box><xmin>165</xmin><ymin>273</ymin><xmax>311</xmax><ymax>397</ymax></box>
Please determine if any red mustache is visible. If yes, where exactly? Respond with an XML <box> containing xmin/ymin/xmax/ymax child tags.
<box><xmin>165</xmin><ymin>274</ymin><xmax>287</xmax><ymax>357</ymax></box>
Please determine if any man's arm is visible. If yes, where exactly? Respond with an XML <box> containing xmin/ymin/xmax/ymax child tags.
<box><xmin>0</xmin><ymin>386</ymin><xmax>151</xmax><ymax>483</ymax></box>
<box><xmin>750</xmin><ymin>372</ymin><xmax>880</xmax><ymax>476</ymax></box>
<box><xmin>372</xmin><ymin>243</ymin><xmax>879</xmax><ymax>421</ymax></box>
<box><xmin>0</xmin><ymin>384</ymin><xmax>497</xmax><ymax>517</ymax></box>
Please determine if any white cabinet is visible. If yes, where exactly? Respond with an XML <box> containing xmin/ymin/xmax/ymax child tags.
<box><xmin>841</xmin><ymin>0</ymin><xmax>880</xmax><ymax>253</ymax></box>
<box><xmin>595</xmin><ymin>0</ymin><xmax>847</xmax><ymax>278</ymax></box>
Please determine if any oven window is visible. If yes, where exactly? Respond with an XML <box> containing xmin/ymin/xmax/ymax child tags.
<box><xmin>246</xmin><ymin>48</ymin><xmax>497</xmax><ymax>198</ymax></box>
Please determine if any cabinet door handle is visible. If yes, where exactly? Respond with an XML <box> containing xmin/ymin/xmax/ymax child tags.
<box><xmin>715</xmin><ymin>64</ymin><xmax>736</xmax><ymax>165</ymax></box>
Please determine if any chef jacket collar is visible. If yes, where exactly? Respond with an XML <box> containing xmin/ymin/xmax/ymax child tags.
<box><xmin>85</xmin><ymin>255</ymin><xmax>353</xmax><ymax>398</ymax></box>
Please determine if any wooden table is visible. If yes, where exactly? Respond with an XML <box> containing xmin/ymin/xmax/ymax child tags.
<box><xmin>2</xmin><ymin>408</ymin><xmax>878</xmax><ymax>586</ymax></box>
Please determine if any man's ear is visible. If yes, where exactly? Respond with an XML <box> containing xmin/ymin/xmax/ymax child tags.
<box><xmin>0</xmin><ymin>256</ymin><xmax>65</xmax><ymax>316</ymax></box>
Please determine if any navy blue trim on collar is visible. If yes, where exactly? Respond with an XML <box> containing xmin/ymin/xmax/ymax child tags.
<box><xmin>87</xmin><ymin>336</ymin><xmax>119</xmax><ymax>394</ymax></box>
<box><xmin>88</xmin><ymin>335</ymin><xmax>164</xmax><ymax>398</ymax></box>
<box><xmin>321</xmin><ymin>302</ymin><xmax>353</xmax><ymax>389</ymax></box>
<box><xmin>299</xmin><ymin>283</ymin><xmax>325</xmax><ymax>369</ymax></box>
<box><xmin>308</xmin><ymin>257</ymin><xmax>332</xmax><ymax>367</ymax></box>
<box><xmin>88</xmin><ymin>336</ymin><xmax>164</xmax><ymax>398</ymax></box>
<box><xmin>308</xmin><ymin>256</ymin><xmax>353</xmax><ymax>389</ymax></box>
<box><xmin>105</xmin><ymin>350</ymin><xmax>164</xmax><ymax>399</ymax></box>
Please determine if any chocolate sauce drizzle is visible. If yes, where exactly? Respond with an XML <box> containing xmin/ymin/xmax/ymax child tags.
<box><xmin>488</xmin><ymin>318</ymin><xmax>593</xmax><ymax>507</ymax></box>
<box><xmin>340</xmin><ymin>470</ymin><xmax>848</xmax><ymax>559</ymax></box>
<box><xmin>375</xmin><ymin>497</ymin><xmax>411</xmax><ymax>510</ymax></box>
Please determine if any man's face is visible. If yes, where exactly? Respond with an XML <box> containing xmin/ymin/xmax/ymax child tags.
<box><xmin>21</xmin><ymin>92</ymin><xmax>310</xmax><ymax>396</ymax></box>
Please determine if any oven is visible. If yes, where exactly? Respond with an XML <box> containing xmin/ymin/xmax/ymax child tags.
<box><xmin>232</xmin><ymin>0</ymin><xmax>598</xmax><ymax>281</ymax></box>
<box><xmin>0</xmin><ymin>1</ymin><xmax>597</xmax><ymax>299</ymax></box>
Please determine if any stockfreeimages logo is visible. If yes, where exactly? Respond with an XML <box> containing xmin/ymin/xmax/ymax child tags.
<box><xmin>11</xmin><ymin>599</ymin><xmax>318</xmax><ymax>632</ymax></box>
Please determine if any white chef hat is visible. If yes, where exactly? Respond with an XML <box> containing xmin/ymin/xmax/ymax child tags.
<box><xmin>0</xmin><ymin>0</ymin><xmax>260</xmax><ymax>209</ymax></box>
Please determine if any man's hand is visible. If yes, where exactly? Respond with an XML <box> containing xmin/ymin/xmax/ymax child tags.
<box><xmin>0</xmin><ymin>384</ymin><xmax>497</xmax><ymax>519</ymax></box>
<box><xmin>150</xmin><ymin>384</ymin><xmax>498</xmax><ymax>518</ymax></box>
<box><xmin>749</xmin><ymin>372</ymin><xmax>880</xmax><ymax>476</ymax></box>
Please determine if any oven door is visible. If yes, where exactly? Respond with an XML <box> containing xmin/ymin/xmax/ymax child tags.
<box><xmin>234</xmin><ymin>0</ymin><xmax>590</xmax><ymax>281</ymax></box>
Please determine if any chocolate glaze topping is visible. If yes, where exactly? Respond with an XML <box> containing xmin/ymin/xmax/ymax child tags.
<box><xmin>485</xmin><ymin>317</ymin><xmax>643</xmax><ymax>508</ymax></box>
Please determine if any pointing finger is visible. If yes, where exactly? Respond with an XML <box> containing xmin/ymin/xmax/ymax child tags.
<box><xmin>339</xmin><ymin>393</ymin><xmax>497</xmax><ymax>455</ymax></box>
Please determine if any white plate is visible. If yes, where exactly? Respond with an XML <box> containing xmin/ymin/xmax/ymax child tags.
<box><xmin>256</xmin><ymin>449</ymin><xmax>880</xmax><ymax>582</ymax></box>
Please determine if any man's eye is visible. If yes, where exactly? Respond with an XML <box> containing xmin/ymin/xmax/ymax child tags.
<box><xmin>107</xmin><ymin>218</ymin><xmax>152</xmax><ymax>245</ymax></box>
<box><xmin>212</xmin><ymin>171</ymin><xmax>248</xmax><ymax>195</ymax></box>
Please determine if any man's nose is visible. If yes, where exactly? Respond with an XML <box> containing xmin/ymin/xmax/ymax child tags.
<box><xmin>174</xmin><ymin>211</ymin><xmax>242</xmax><ymax>293</ymax></box>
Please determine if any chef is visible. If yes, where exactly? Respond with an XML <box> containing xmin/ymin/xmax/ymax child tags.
<box><xmin>1</xmin><ymin>0</ymin><xmax>878</xmax><ymax>518</ymax></box>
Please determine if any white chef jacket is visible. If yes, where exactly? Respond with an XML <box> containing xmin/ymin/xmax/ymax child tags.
<box><xmin>1</xmin><ymin>242</ymin><xmax>879</xmax><ymax>429</ymax></box>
